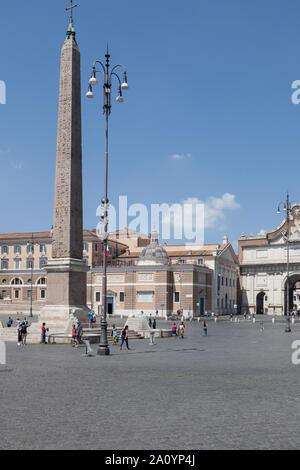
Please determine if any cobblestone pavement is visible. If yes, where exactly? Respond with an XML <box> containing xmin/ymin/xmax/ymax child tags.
<box><xmin>1</xmin><ymin>320</ymin><xmax>300</xmax><ymax>450</ymax></box>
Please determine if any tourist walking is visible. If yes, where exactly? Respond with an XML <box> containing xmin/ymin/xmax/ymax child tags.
<box><xmin>179</xmin><ymin>322</ymin><xmax>185</xmax><ymax>339</ymax></box>
<box><xmin>148</xmin><ymin>316</ymin><xmax>152</xmax><ymax>328</ymax></box>
<box><xmin>152</xmin><ymin>318</ymin><xmax>157</xmax><ymax>329</ymax></box>
<box><xmin>202</xmin><ymin>320</ymin><xmax>208</xmax><ymax>337</ymax></box>
<box><xmin>111</xmin><ymin>324</ymin><xmax>118</xmax><ymax>345</ymax></box>
<box><xmin>120</xmin><ymin>326</ymin><xmax>130</xmax><ymax>351</ymax></box>
<box><xmin>7</xmin><ymin>317</ymin><xmax>13</xmax><ymax>328</ymax></box>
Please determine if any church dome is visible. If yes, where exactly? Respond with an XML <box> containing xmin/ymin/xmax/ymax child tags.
<box><xmin>138</xmin><ymin>230</ymin><xmax>169</xmax><ymax>266</ymax></box>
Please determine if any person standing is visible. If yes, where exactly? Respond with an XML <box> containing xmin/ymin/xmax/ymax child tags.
<box><xmin>120</xmin><ymin>326</ymin><xmax>130</xmax><ymax>351</ymax></box>
<box><xmin>89</xmin><ymin>311</ymin><xmax>94</xmax><ymax>329</ymax></box>
<box><xmin>148</xmin><ymin>316</ymin><xmax>152</xmax><ymax>328</ymax></box>
<box><xmin>21</xmin><ymin>321</ymin><xmax>31</xmax><ymax>345</ymax></box>
<box><xmin>152</xmin><ymin>318</ymin><xmax>157</xmax><ymax>330</ymax></box>
<box><xmin>75</xmin><ymin>321</ymin><xmax>83</xmax><ymax>347</ymax></box>
<box><xmin>202</xmin><ymin>320</ymin><xmax>208</xmax><ymax>337</ymax></box>
<box><xmin>172</xmin><ymin>323</ymin><xmax>177</xmax><ymax>337</ymax></box>
<box><xmin>71</xmin><ymin>324</ymin><xmax>77</xmax><ymax>347</ymax></box>
<box><xmin>41</xmin><ymin>323</ymin><xmax>47</xmax><ymax>344</ymax></box>
<box><xmin>17</xmin><ymin>321</ymin><xmax>22</xmax><ymax>347</ymax></box>
<box><xmin>7</xmin><ymin>317</ymin><xmax>13</xmax><ymax>328</ymax></box>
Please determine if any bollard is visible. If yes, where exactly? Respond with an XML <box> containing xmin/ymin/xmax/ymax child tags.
<box><xmin>214</xmin><ymin>317</ymin><xmax>217</xmax><ymax>323</ymax></box>
<box><xmin>272</xmin><ymin>317</ymin><xmax>275</xmax><ymax>324</ymax></box>
<box><xmin>292</xmin><ymin>317</ymin><xmax>295</xmax><ymax>324</ymax></box>
<box><xmin>253</xmin><ymin>318</ymin><xmax>256</xmax><ymax>323</ymax></box>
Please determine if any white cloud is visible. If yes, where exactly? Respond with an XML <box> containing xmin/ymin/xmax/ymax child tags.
<box><xmin>11</xmin><ymin>162</ymin><xmax>23</xmax><ymax>170</ymax></box>
<box><xmin>160</xmin><ymin>193</ymin><xmax>240</xmax><ymax>243</ymax></box>
<box><xmin>204</xmin><ymin>193</ymin><xmax>240</xmax><ymax>228</ymax></box>
<box><xmin>171</xmin><ymin>153</ymin><xmax>191</xmax><ymax>160</ymax></box>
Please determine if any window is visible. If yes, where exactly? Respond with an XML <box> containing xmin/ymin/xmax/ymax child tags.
<box><xmin>14</xmin><ymin>289</ymin><xmax>20</xmax><ymax>299</ymax></box>
<box><xmin>26</xmin><ymin>244</ymin><xmax>34</xmax><ymax>255</ymax></box>
<box><xmin>198</xmin><ymin>259</ymin><xmax>203</xmax><ymax>265</ymax></box>
<box><xmin>1</xmin><ymin>290</ymin><xmax>6</xmax><ymax>299</ymax></box>
<box><xmin>95</xmin><ymin>292</ymin><xmax>101</xmax><ymax>303</ymax></box>
<box><xmin>40</xmin><ymin>258</ymin><xmax>47</xmax><ymax>269</ymax></box>
<box><xmin>40</xmin><ymin>244</ymin><xmax>46</xmax><ymax>254</ymax></box>
<box><xmin>178</xmin><ymin>259</ymin><xmax>186</xmax><ymax>264</ymax></box>
<box><xmin>226</xmin><ymin>278</ymin><xmax>228</xmax><ymax>287</ymax></box>
<box><xmin>174</xmin><ymin>292</ymin><xmax>180</xmax><ymax>303</ymax></box>
<box><xmin>222</xmin><ymin>277</ymin><xmax>224</xmax><ymax>286</ymax></box>
<box><xmin>41</xmin><ymin>289</ymin><xmax>46</xmax><ymax>299</ymax></box>
<box><xmin>94</xmin><ymin>243</ymin><xmax>98</xmax><ymax>252</ymax></box>
<box><xmin>12</xmin><ymin>278</ymin><xmax>23</xmax><ymax>285</ymax></box>
<box><xmin>2</xmin><ymin>279</ymin><xmax>7</xmax><ymax>284</ymax></box>
<box><xmin>120</xmin><ymin>292</ymin><xmax>125</xmax><ymax>302</ymax></box>
<box><xmin>14</xmin><ymin>245</ymin><xmax>21</xmax><ymax>255</ymax></box>
<box><xmin>27</xmin><ymin>290</ymin><xmax>32</xmax><ymax>299</ymax></box>
<box><xmin>137</xmin><ymin>291</ymin><xmax>154</xmax><ymax>303</ymax></box>
<box><xmin>1</xmin><ymin>260</ymin><xmax>8</xmax><ymax>270</ymax></box>
<box><xmin>83</xmin><ymin>257</ymin><xmax>89</xmax><ymax>265</ymax></box>
<box><xmin>27</xmin><ymin>259</ymin><xmax>34</xmax><ymax>269</ymax></box>
<box><xmin>1</xmin><ymin>245</ymin><xmax>8</xmax><ymax>255</ymax></box>
<box><xmin>14</xmin><ymin>259</ymin><xmax>21</xmax><ymax>270</ymax></box>
<box><xmin>37</xmin><ymin>278</ymin><xmax>46</xmax><ymax>285</ymax></box>
<box><xmin>217</xmin><ymin>275</ymin><xmax>221</xmax><ymax>292</ymax></box>
<box><xmin>83</xmin><ymin>242</ymin><xmax>88</xmax><ymax>252</ymax></box>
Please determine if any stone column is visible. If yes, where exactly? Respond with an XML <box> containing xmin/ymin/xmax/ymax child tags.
<box><xmin>40</xmin><ymin>30</ymin><xmax>89</xmax><ymax>328</ymax></box>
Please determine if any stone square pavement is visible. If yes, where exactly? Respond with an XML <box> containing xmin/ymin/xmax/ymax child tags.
<box><xmin>1</xmin><ymin>319</ymin><xmax>300</xmax><ymax>450</ymax></box>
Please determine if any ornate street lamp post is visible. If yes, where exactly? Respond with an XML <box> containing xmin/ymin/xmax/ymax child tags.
<box><xmin>26</xmin><ymin>234</ymin><xmax>36</xmax><ymax>319</ymax></box>
<box><xmin>86</xmin><ymin>48</ymin><xmax>129</xmax><ymax>356</ymax></box>
<box><xmin>277</xmin><ymin>193</ymin><xmax>299</xmax><ymax>332</ymax></box>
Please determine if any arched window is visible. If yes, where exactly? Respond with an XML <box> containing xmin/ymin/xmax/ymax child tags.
<box><xmin>2</xmin><ymin>279</ymin><xmax>7</xmax><ymax>284</ymax></box>
<box><xmin>1</xmin><ymin>246</ymin><xmax>8</xmax><ymax>255</ymax></box>
<box><xmin>11</xmin><ymin>278</ymin><xmax>23</xmax><ymax>285</ymax></box>
<box><xmin>37</xmin><ymin>277</ymin><xmax>46</xmax><ymax>285</ymax></box>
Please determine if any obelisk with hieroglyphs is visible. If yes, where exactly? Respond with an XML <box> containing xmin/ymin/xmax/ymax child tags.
<box><xmin>40</xmin><ymin>2</ymin><xmax>89</xmax><ymax>329</ymax></box>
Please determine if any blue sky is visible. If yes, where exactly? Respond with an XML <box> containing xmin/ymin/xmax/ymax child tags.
<box><xmin>1</xmin><ymin>0</ymin><xmax>300</xmax><ymax>249</ymax></box>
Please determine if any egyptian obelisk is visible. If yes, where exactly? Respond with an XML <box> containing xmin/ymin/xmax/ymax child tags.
<box><xmin>40</xmin><ymin>2</ymin><xmax>89</xmax><ymax>329</ymax></box>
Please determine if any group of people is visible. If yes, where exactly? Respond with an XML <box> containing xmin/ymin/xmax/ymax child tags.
<box><xmin>16</xmin><ymin>318</ymin><xmax>32</xmax><ymax>346</ymax></box>
<box><xmin>171</xmin><ymin>320</ymin><xmax>208</xmax><ymax>338</ymax></box>
<box><xmin>172</xmin><ymin>321</ymin><xmax>186</xmax><ymax>338</ymax></box>
<box><xmin>111</xmin><ymin>324</ymin><xmax>130</xmax><ymax>350</ymax></box>
<box><xmin>148</xmin><ymin>316</ymin><xmax>157</xmax><ymax>329</ymax></box>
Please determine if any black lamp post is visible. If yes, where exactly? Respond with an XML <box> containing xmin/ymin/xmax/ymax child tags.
<box><xmin>86</xmin><ymin>47</ymin><xmax>129</xmax><ymax>356</ymax></box>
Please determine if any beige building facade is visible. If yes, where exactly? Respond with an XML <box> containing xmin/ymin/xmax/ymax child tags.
<box><xmin>0</xmin><ymin>228</ymin><xmax>238</xmax><ymax>318</ymax></box>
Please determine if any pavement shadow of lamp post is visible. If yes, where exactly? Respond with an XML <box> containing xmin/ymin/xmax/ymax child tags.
<box><xmin>86</xmin><ymin>47</ymin><xmax>129</xmax><ymax>356</ymax></box>
<box><xmin>277</xmin><ymin>192</ymin><xmax>300</xmax><ymax>333</ymax></box>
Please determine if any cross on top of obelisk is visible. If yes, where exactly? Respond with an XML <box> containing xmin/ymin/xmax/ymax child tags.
<box><xmin>66</xmin><ymin>0</ymin><xmax>79</xmax><ymax>37</ymax></box>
